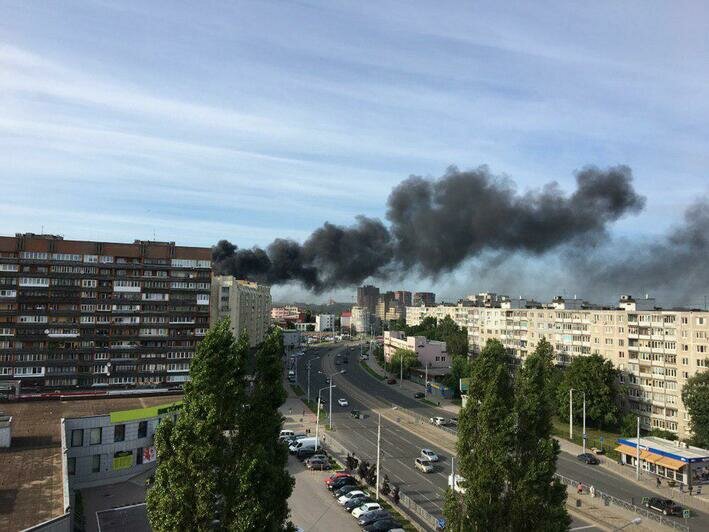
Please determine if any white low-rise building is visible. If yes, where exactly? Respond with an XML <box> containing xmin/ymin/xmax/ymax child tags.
<box><xmin>383</xmin><ymin>331</ymin><xmax>448</xmax><ymax>368</ymax></box>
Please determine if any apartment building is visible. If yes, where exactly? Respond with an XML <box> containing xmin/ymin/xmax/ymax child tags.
<box><xmin>357</xmin><ymin>285</ymin><xmax>380</xmax><ymax>314</ymax></box>
<box><xmin>351</xmin><ymin>305</ymin><xmax>372</xmax><ymax>334</ymax></box>
<box><xmin>0</xmin><ymin>233</ymin><xmax>211</xmax><ymax>389</ymax></box>
<box><xmin>211</xmin><ymin>276</ymin><xmax>271</xmax><ymax>347</ymax></box>
<box><xmin>406</xmin><ymin>295</ymin><xmax>709</xmax><ymax>440</ymax></box>
<box><xmin>413</xmin><ymin>292</ymin><xmax>435</xmax><ymax>306</ymax></box>
<box><xmin>315</xmin><ymin>313</ymin><xmax>335</xmax><ymax>332</ymax></box>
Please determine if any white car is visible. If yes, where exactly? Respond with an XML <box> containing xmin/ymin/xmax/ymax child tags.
<box><xmin>338</xmin><ymin>490</ymin><xmax>366</xmax><ymax>505</ymax></box>
<box><xmin>415</xmin><ymin>457</ymin><xmax>434</xmax><ymax>473</ymax></box>
<box><xmin>338</xmin><ymin>398</ymin><xmax>349</xmax><ymax>407</ymax></box>
<box><xmin>351</xmin><ymin>502</ymin><xmax>382</xmax><ymax>518</ymax></box>
<box><xmin>430</xmin><ymin>416</ymin><xmax>446</xmax><ymax>426</ymax></box>
<box><xmin>421</xmin><ymin>448</ymin><xmax>439</xmax><ymax>462</ymax></box>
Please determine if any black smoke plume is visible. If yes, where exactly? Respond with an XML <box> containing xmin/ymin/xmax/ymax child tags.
<box><xmin>213</xmin><ymin>164</ymin><xmax>647</xmax><ymax>292</ymax></box>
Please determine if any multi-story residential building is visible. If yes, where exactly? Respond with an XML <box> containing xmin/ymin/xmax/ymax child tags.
<box><xmin>393</xmin><ymin>291</ymin><xmax>412</xmax><ymax>307</ymax></box>
<box><xmin>0</xmin><ymin>233</ymin><xmax>211</xmax><ymax>389</ymax></box>
<box><xmin>406</xmin><ymin>294</ymin><xmax>709</xmax><ymax>440</ymax></box>
<box><xmin>270</xmin><ymin>305</ymin><xmax>303</xmax><ymax>323</ymax></box>
<box><xmin>211</xmin><ymin>277</ymin><xmax>271</xmax><ymax>347</ymax></box>
<box><xmin>351</xmin><ymin>305</ymin><xmax>372</xmax><ymax>335</ymax></box>
<box><xmin>357</xmin><ymin>285</ymin><xmax>380</xmax><ymax>314</ymax></box>
<box><xmin>383</xmin><ymin>331</ymin><xmax>448</xmax><ymax>368</ymax></box>
<box><xmin>315</xmin><ymin>313</ymin><xmax>335</xmax><ymax>332</ymax></box>
<box><xmin>376</xmin><ymin>291</ymin><xmax>406</xmax><ymax>323</ymax></box>
<box><xmin>413</xmin><ymin>292</ymin><xmax>435</xmax><ymax>307</ymax></box>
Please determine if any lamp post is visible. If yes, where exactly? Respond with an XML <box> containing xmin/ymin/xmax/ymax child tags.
<box><xmin>319</xmin><ymin>370</ymin><xmax>343</xmax><ymax>430</ymax></box>
<box><xmin>306</xmin><ymin>356</ymin><xmax>320</xmax><ymax>404</ymax></box>
<box><xmin>315</xmin><ymin>385</ymin><xmax>330</xmax><ymax>452</ymax></box>
<box><xmin>569</xmin><ymin>388</ymin><xmax>573</xmax><ymax>439</ymax></box>
<box><xmin>375</xmin><ymin>412</ymin><xmax>381</xmax><ymax>500</ymax></box>
<box><xmin>582</xmin><ymin>391</ymin><xmax>587</xmax><ymax>455</ymax></box>
<box><xmin>615</xmin><ymin>517</ymin><xmax>642</xmax><ymax>530</ymax></box>
<box><xmin>636</xmin><ymin>416</ymin><xmax>641</xmax><ymax>481</ymax></box>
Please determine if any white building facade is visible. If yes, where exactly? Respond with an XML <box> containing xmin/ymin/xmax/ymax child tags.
<box><xmin>211</xmin><ymin>276</ymin><xmax>272</xmax><ymax>347</ymax></box>
<box><xmin>315</xmin><ymin>314</ymin><xmax>335</xmax><ymax>332</ymax></box>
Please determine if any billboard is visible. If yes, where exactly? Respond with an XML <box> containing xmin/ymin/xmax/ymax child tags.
<box><xmin>459</xmin><ymin>378</ymin><xmax>472</xmax><ymax>393</ymax></box>
<box><xmin>143</xmin><ymin>446</ymin><xmax>157</xmax><ymax>463</ymax></box>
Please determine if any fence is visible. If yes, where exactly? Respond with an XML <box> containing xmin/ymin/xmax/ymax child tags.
<box><xmin>554</xmin><ymin>473</ymin><xmax>690</xmax><ymax>532</ymax></box>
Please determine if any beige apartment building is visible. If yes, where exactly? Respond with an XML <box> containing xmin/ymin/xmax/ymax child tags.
<box><xmin>406</xmin><ymin>295</ymin><xmax>709</xmax><ymax>440</ymax></box>
<box><xmin>211</xmin><ymin>276</ymin><xmax>271</xmax><ymax>347</ymax></box>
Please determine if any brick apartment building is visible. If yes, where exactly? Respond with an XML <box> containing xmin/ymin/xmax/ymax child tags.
<box><xmin>0</xmin><ymin>233</ymin><xmax>211</xmax><ymax>389</ymax></box>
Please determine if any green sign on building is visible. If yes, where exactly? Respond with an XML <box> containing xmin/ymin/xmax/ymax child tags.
<box><xmin>112</xmin><ymin>451</ymin><xmax>133</xmax><ymax>471</ymax></box>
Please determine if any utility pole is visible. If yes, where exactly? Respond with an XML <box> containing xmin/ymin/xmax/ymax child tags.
<box><xmin>306</xmin><ymin>356</ymin><xmax>320</xmax><ymax>404</ymax></box>
<box><xmin>636</xmin><ymin>416</ymin><xmax>641</xmax><ymax>480</ymax></box>
<box><xmin>569</xmin><ymin>388</ymin><xmax>573</xmax><ymax>439</ymax></box>
<box><xmin>582</xmin><ymin>391</ymin><xmax>587</xmax><ymax>455</ymax></box>
<box><xmin>400</xmin><ymin>354</ymin><xmax>403</xmax><ymax>386</ymax></box>
<box><xmin>425</xmin><ymin>362</ymin><xmax>429</xmax><ymax>393</ymax></box>
<box><xmin>375</xmin><ymin>413</ymin><xmax>381</xmax><ymax>500</ymax></box>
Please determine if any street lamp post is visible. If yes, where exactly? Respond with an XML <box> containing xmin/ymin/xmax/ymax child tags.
<box><xmin>569</xmin><ymin>388</ymin><xmax>573</xmax><ymax>439</ymax></box>
<box><xmin>306</xmin><ymin>356</ymin><xmax>320</xmax><ymax>404</ymax></box>
<box><xmin>320</xmin><ymin>370</ymin><xmax>343</xmax><ymax>430</ymax></box>
<box><xmin>315</xmin><ymin>385</ymin><xmax>330</xmax><ymax>452</ymax></box>
<box><xmin>582</xmin><ymin>391</ymin><xmax>587</xmax><ymax>455</ymax></box>
<box><xmin>375</xmin><ymin>413</ymin><xmax>381</xmax><ymax>500</ymax></box>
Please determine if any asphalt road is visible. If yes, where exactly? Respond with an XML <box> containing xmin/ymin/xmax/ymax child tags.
<box><xmin>292</xmin><ymin>342</ymin><xmax>709</xmax><ymax>529</ymax></box>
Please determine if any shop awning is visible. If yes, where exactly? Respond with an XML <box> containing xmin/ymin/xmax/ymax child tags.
<box><xmin>655</xmin><ymin>456</ymin><xmax>685</xmax><ymax>471</ymax></box>
<box><xmin>614</xmin><ymin>445</ymin><xmax>686</xmax><ymax>471</ymax></box>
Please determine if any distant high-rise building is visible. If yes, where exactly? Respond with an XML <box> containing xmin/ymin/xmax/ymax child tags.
<box><xmin>413</xmin><ymin>292</ymin><xmax>435</xmax><ymax>306</ymax></box>
<box><xmin>211</xmin><ymin>277</ymin><xmax>271</xmax><ymax>347</ymax></box>
<box><xmin>357</xmin><ymin>285</ymin><xmax>380</xmax><ymax>314</ymax></box>
<box><xmin>393</xmin><ymin>291</ymin><xmax>412</xmax><ymax>307</ymax></box>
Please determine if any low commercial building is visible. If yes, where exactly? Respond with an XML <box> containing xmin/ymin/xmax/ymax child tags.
<box><xmin>211</xmin><ymin>277</ymin><xmax>271</xmax><ymax>347</ymax></box>
<box><xmin>383</xmin><ymin>331</ymin><xmax>448</xmax><ymax>368</ymax></box>
<box><xmin>315</xmin><ymin>314</ymin><xmax>335</xmax><ymax>332</ymax></box>
<box><xmin>615</xmin><ymin>436</ymin><xmax>709</xmax><ymax>488</ymax></box>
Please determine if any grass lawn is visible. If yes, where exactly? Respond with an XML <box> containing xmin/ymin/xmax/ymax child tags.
<box><xmin>360</xmin><ymin>360</ymin><xmax>386</xmax><ymax>380</ymax></box>
<box><xmin>300</xmin><ymin>397</ymin><xmax>327</xmax><ymax>421</ymax></box>
<box><xmin>551</xmin><ymin>416</ymin><xmax>623</xmax><ymax>461</ymax></box>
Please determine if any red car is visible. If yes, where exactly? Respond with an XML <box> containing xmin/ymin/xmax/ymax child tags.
<box><xmin>324</xmin><ymin>472</ymin><xmax>353</xmax><ymax>486</ymax></box>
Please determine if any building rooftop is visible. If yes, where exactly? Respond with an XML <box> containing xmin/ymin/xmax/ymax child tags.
<box><xmin>0</xmin><ymin>394</ymin><xmax>181</xmax><ymax>531</ymax></box>
<box><xmin>618</xmin><ymin>437</ymin><xmax>709</xmax><ymax>462</ymax></box>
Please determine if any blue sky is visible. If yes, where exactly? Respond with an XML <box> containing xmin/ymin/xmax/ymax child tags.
<box><xmin>1</xmin><ymin>1</ymin><xmax>708</xmax><ymax>302</ymax></box>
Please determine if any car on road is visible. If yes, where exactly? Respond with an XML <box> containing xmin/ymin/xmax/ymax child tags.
<box><xmin>577</xmin><ymin>452</ymin><xmax>600</xmax><ymax>465</ymax></box>
<box><xmin>421</xmin><ymin>448</ymin><xmax>439</xmax><ymax>462</ymax></box>
<box><xmin>413</xmin><ymin>392</ymin><xmax>425</xmax><ymax>399</ymax></box>
<box><xmin>429</xmin><ymin>416</ymin><xmax>447</xmax><ymax>426</ymax></box>
<box><xmin>645</xmin><ymin>497</ymin><xmax>683</xmax><ymax>516</ymax></box>
<box><xmin>351</xmin><ymin>502</ymin><xmax>382</xmax><ymax>518</ymax></box>
<box><xmin>363</xmin><ymin>519</ymin><xmax>402</xmax><ymax>531</ymax></box>
<box><xmin>350</xmin><ymin>409</ymin><xmax>361</xmax><ymax>419</ymax></box>
<box><xmin>415</xmin><ymin>457</ymin><xmax>434</xmax><ymax>473</ymax></box>
<box><xmin>306</xmin><ymin>457</ymin><xmax>331</xmax><ymax>470</ymax></box>
<box><xmin>338</xmin><ymin>398</ymin><xmax>349</xmax><ymax>407</ymax></box>
<box><xmin>357</xmin><ymin>509</ymin><xmax>392</xmax><ymax>526</ymax></box>
<box><xmin>344</xmin><ymin>494</ymin><xmax>372</xmax><ymax>512</ymax></box>
<box><xmin>338</xmin><ymin>490</ymin><xmax>366</xmax><ymax>505</ymax></box>
<box><xmin>386</xmin><ymin>378</ymin><xmax>397</xmax><ymax>384</ymax></box>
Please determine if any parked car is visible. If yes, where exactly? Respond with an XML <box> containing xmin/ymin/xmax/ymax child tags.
<box><xmin>343</xmin><ymin>495</ymin><xmax>372</xmax><ymax>512</ymax></box>
<box><xmin>387</xmin><ymin>378</ymin><xmax>397</xmax><ymax>384</ymax></box>
<box><xmin>338</xmin><ymin>490</ymin><xmax>366</xmax><ymax>505</ymax></box>
<box><xmin>421</xmin><ymin>448</ymin><xmax>439</xmax><ymax>462</ymax></box>
<box><xmin>351</xmin><ymin>502</ymin><xmax>382</xmax><ymax>518</ymax></box>
<box><xmin>296</xmin><ymin>447</ymin><xmax>319</xmax><ymax>460</ymax></box>
<box><xmin>350</xmin><ymin>409</ymin><xmax>361</xmax><ymax>419</ymax></box>
<box><xmin>324</xmin><ymin>472</ymin><xmax>352</xmax><ymax>486</ymax></box>
<box><xmin>334</xmin><ymin>484</ymin><xmax>360</xmax><ymax>498</ymax></box>
<box><xmin>306</xmin><ymin>457</ymin><xmax>331</xmax><ymax>470</ymax></box>
<box><xmin>279</xmin><ymin>429</ymin><xmax>295</xmax><ymax>440</ymax></box>
<box><xmin>414</xmin><ymin>392</ymin><xmax>425</xmax><ymax>399</ymax></box>
<box><xmin>338</xmin><ymin>398</ymin><xmax>349</xmax><ymax>407</ymax></box>
<box><xmin>328</xmin><ymin>476</ymin><xmax>357</xmax><ymax>491</ymax></box>
<box><xmin>645</xmin><ymin>497</ymin><xmax>683</xmax><ymax>516</ymax></box>
<box><xmin>363</xmin><ymin>519</ymin><xmax>402</xmax><ymax>531</ymax></box>
<box><xmin>577</xmin><ymin>453</ymin><xmax>600</xmax><ymax>465</ymax></box>
<box><xmin>429</xmin><ymin>416</ymin><xmax>447</xmax><ymax>426</ymax></box>
<box><xmin>415</xmin><ymin>457</ymin><xmax>434</xmax><ymax>473</ymax></box>
<box><xmin>357</xmin><ymin>509</ymin><xmax>392</xmax><ymax>526</ymax></box>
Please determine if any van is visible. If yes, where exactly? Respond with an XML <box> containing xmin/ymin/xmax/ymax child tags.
<box><xmin>279</xmin><ymin>429</ymin><xmax>295</xmax><ymax>439</ymax></box>
<box><xmin>289</xmin><ymin>437</ymin><xmax>319</xmax><ymax>454</ymax></box>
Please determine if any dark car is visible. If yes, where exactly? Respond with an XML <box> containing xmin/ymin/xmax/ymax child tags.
<box><xmin>351</xmin><ymin>409</ymin><xmax>361</xmax><ymax>419</ymax></box>
<box><xmin>328</xmin><ymin>476</ymin><xmax>357</xmax><ymax>491</ymax></box>
<box><xmin>296</xmin><ymin>448</ymin><xmax>318</xmax><ymax>460</ymax></box>
<box><xmin>364</xmin><ymin>519</ymin><xmax>402</xmax><ymax>531</ymax></box>
<box><xmin>358</xmin><ymin>509</ymin><xmax>392</xmax><ymax>526</ymax></box>
<box><xmin>414</xmin><ymin>392</ymin><xmax>425</xmax><ymax>399</ymax></box>
<box><xmin>577</xmin><ymin>453</ymin><xmax>600</xmax><ymax>465</ymax></box>
<box><xmin>387</xmin><ymin>378</ymin><xmax>396</xmax><ymax>384</ymax></box>
<box><xmin>306</xmin><ymin>457</ymin><xmax>331</xmax><ymax>470</ymax></box>
<box><xmin>646</xmin><ymin>497</ymin><xmax>683</xmax><ymax>516</ymax></box>
<box><xmin>344</xmin><ymin>495</ymin><xmax>372</xmax><ymax>512</ymax></box>
<box><xmin>334</xmin><ymin>484</ymin><xmax>360</xmax><ymax>498</ymax></box>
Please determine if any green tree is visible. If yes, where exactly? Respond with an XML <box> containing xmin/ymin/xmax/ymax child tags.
<box><xmin>444</xmin><ymin>339</ymin><xmax>515</xmax><ymax>531</ymax></box>
<box><xmin>682</xmin><ymin>367</ymin><xmax>709</xmax><ymax>448</ymax></box>
<box><xmin>389</xmin><ymin>348</ymin><xmax>420</xmax><ymax>376</ymax></box>
<box><xmin>147</xmin><ymin>319</ymin><xmax>247</xmax><ymax>531</ymax></box>
<box><xmin>509</xmin><ymin>339</ymin><xmax>569</xmax><ymax>531</ymax></box>
<box><xmin>443</xmin><ymin>355</ymin><xmax>472</xmax><ymax>399</ymax></box>
<box><xmin>557</xmin><ymin>354</ymin><xmax>621</xmax><ymax>427</ymax></box>
<box><xmin>620</xmin><ymin>412</ymin><xmax>638</xmax><ymax>437</ymax></box>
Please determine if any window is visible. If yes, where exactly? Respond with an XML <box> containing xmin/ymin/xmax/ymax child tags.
<box><xmin>92</xmin><ymin>454</ymin><xmax>101</xmax><ymax>473</ymax></box>
<box><xmin>136</xmin><ymin>447</ymin><xmax>144</xmax><ymax>465</ymax></box>
<box><xmin>89</xmin><ymin>427</ymin><xmax>102</xmax><ymax>445</ymax></box>
<box><xmin>138</xmin><ymin>420</ymin><xmax>148</xmax><ymax>438</ymax></box>
<box><xmin>68</xmin><ymin>457</ymin><xmax>76</xmax><ymax>475</ymax></box>
<box><xmin>114</xmin><ymin>424</ymin><xmax>125</xmax><ymax>442</ymax></box>
<box><xmin>71</xmin><ymin>429</ymin><xmax>84</xmax><ymax>447</ymax></box>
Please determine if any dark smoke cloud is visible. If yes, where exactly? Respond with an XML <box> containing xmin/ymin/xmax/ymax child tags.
<box><xmin>213</xmin><ymin>164</ymin><xmax>648</xmax><ymax>293</ymax></box>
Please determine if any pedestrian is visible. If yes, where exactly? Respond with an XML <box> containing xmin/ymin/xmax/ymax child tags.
<box><xmin>577</xmin><ymin>482</ymin><xmax>584</xmax><ymax>495</ymax></box>
<box><xmin>656</xmin><ymin>477</ymin><xmax>661</xmax><ymax>488</ymax></box>
<box><xmin>289</xmin><ymin>407</ymin><xmax>292</xmax><ymax>415</ymax></box>
<box><xmin>697</xmin><ymin>485</ymin><xmax>702</xmax><ymax>495</ymax></box>
<box><xmin>589</xmin><ymin>485</ymin><xmax>595</xmax><ymax>498</ymax></box>
<box><xmin>689</xmin><ymin>485</ymin><xmax>694</xmax><ymax>496</ymax></box>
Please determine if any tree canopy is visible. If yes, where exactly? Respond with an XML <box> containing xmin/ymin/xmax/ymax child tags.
<box><xmin>388</xmin><ymin>348</ymin><xmax>420</xmax><ymax>376</ymax></box>
<box><xmin>682</xmin><ymin>366</ymin><xmax>709</xmax><ymax>448</ymax></box>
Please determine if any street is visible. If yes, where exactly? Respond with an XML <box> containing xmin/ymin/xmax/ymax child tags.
<box><xmin>293</xmin><ymin>341</ymin><xmax>709</xmax><ymax>530</ymax></box>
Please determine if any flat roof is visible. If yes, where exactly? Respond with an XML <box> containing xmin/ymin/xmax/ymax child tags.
<box><xmin>617</xmin><ymin>437</ymin><xmax>709</xmax><ymax>463</ymax></box>
<box><xmin>96</xmin><ymin>503</ymin><xmax>150</xmax><ymax>532</ymax></box>
<box><xmin>0</xmin><ymin>394</ymin><xmax>181</xmax><ymax>532</ymax></box>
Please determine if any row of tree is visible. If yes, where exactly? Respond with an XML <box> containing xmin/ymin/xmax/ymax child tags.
<box><xmin>146</xmin><ymin>320</ymin><xmax>295</xmax><ymax>531</ymax></box>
